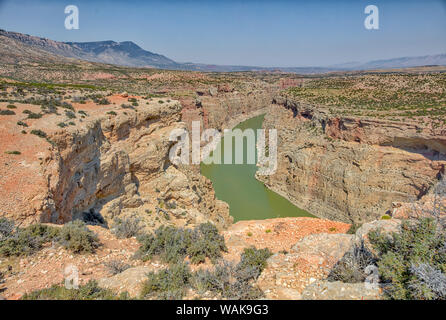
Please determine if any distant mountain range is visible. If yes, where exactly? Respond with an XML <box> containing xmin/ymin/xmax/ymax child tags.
<box><xmin>1</xmin><ymin>29</ymin><xmax>445</xmax><ymax>73</ymax></box>
<box><xmin>331</xmin><ymin>54</ymin><xmax>446</xmax><ymax>70</ymax></box>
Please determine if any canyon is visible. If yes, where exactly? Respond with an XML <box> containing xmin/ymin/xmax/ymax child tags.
<box><xmin>0</xmin><ymin>32</ymin><xmax>445</xmax><ymax>299</ymax></box>
<box><xmin>5</xmin><ymin>79</ymin><xmax>443</xmax><ymax>227</ymax></box>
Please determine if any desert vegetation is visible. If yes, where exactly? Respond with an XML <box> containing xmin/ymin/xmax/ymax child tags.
<box><xmin>140</xmin><ymin>246</ymin><xmax>272</xmax><ymax>300</ymax></box>
<box><xmin>327</xmin><ymin>216</ymin><xmax>446</xmax><ymax>300</ymax></box>
<box><xmin>0</xmin><ymin>219</ymin><xmax>100</xmax><ymax>256</ymax></box>
<box><xmin>286</xmin><ymin>73</ymin><xmax>446</xmax><ymax>127</ymax></box>
<box><xmin>369</xmin><ymin>218</ymin><xmax>446</xmax><ymax>300</ymax></box>
<box><xmin>22</xmin><ymin>280</ymin><xmax>128</xmax><ymax>300</ymax></box>
<box><xmin>136</xmin><ymin>222</ymin><xmax>227</xmax><ymax>264</ymax></box>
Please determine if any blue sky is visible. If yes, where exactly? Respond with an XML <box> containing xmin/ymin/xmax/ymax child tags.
<box><xmin>0</xmin><ymin>0</ymin><xmax>445</xmax><ymax>67</ymax></box>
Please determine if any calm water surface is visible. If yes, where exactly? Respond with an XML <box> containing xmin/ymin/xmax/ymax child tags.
<box><xmin>200</xmin><ymin>114</ymin><xmax>314</xmax><ymax>222</ymax></box>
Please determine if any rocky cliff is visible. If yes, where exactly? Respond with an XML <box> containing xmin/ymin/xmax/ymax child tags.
<box><xmin>257</xmin><ymin>95</ymin><xmax>446</xmax><ymax>224</ymax></box>
<box><xmin>0</xmin><ymin>93</ymin><xmax>232</xmax><ymax>229</ymax></box>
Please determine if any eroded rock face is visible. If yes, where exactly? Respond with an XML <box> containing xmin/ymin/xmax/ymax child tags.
<box><xmin>257</xmin><ymin>97</ymin><xmax>446</xmax><ymax>224</ymax></box>
<box><xmin>181</xmin><ymin>84</ymin><xmax>275</xmax><ymax>132</ymax></box>
<box><xmin>8</xmin><ymin>98</ymin><xmax>231</xmax><ymax>229</ymax></box>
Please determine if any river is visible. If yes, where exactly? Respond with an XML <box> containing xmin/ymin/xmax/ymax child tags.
<box><xmin>200</xmin><ymin>114</ymin><xmax>314</xmax><ymax>222</ymax></box>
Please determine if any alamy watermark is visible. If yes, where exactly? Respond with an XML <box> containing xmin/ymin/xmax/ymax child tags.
<box><xmin>169</xmin><ymin>121</ymin><xmax>278</xmax><ymax>175</ymax></box>
<box><xmin>64</xmin><ymin>264</ymin><xmax>79</xmax><ymax>289</ymax></box>
<box><xmin>364</xmin><ymin>5</ymin><xmax>379</xmax><ymax>30</ymax></box>
<box><xmin>64</xmin><ymin>5</ymin><xmax>79</xmax><ymax>30</ymax></box>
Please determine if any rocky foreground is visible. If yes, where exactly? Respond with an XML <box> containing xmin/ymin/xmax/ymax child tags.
<box><xmin>0</xmin><ymin>216</ymin><xmax>352</xmax><ymax>299</ymax></box>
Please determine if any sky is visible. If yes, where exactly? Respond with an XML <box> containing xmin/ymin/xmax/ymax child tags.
<box><xmin>0</xmin><ymin>0</ymin><xmax>445</xmax><ymax>67</ymax></box>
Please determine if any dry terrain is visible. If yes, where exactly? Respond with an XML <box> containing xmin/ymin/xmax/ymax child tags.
<box><xmin>0</xmin><ymin>36</ymin><xmax>445</xmax><ymax>299</ymax></box>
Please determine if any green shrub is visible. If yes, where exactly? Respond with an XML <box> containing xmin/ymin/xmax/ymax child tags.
<box><xmin>237</xmin><ymin>246</ymin><xmax>272</xmax><ymax>275</ymax></box>
<box><xmin>0</xmin><ymin>231</ymin><xmax>41</xmax><ymax>256</ymax></box>
<box><xmin>165</xmin><ymin>201</ymin><xmax>177</xmax><ymax>209</ymax></box>
<box><xmin>58</xmin><ymin>220</ymin><xmax>100</xmax><ymax>254</ymax></box>
<box><xmin>106</xmin><ymin>111</ymin><xmax>117</xmax><ymax>116</ymax></box>
<box><xmin>327</xmin><ymin>240</ymin><xmax>375</xmax><ymax>283</ymax></box>
<box><xmin>22</xmin><ymin>223</ymin><xmax>60</xmax><ymax>240</ymax></box>
<box><xmin>22</xmin><ymin>280</ymin><xmax>127</xmax><ymax>300</ymax></box>
<box><xmin>6</xmin><ymin>104</ymin><xmax>16</xmax><ymax>109</ymax></box>
<box><xmin>191</xmin><ymin>260</ymin><xmax>264</xmax><ymax>299</ymax></box>
<box><xmin>65</xmin><ymin>110</ymin><xmax>76</xmax><ymax>119</ymax></box>
<box><xmin>104</xmin><ymin>260</ymin><xmax>130</xmax><ymax>275</ymax></box>
<box><xmin>4</xmin><ymin>151</ymin><xmax>21</xmax><ymax>155</ymax></box>
<box><xmin>369</xmin><ymin>218</ymin><xmax>446</xmax><ymax>300</ymax></box>
<box><xmin>140</xmin><ymin>262</ymin><xmax>191</xmax><ymax>300</ymax></box>
<box><xmin>186</xmin><ymin>222</ymin><xmax>227</xmax><ymax>264</ymax></box>
<box><xmin>61</xmin><ymin>102</ymin><xmax>74</xmax><ymax>110</ymax></box>
<box><xmin>27</xmin><ymin>112</ymin><xmax>42</xmax><ymax>119</ymax></box>
<box><xmin>0</xmin><ymin>218</ymin><xmax>15</xmax><ymax>241</ymax></box>
<box><xmin>0</xmin><ymin>220</ymin><xmax>99</xmax><ymax>256</ymax></box>
<box><xmin>0</xmin><ymin>109</ymin><xmax>15</xmax><ymax>115</ymax></box>
<box><xmin>112</xmin><ymin>215</ymin><xmax>143</xmax><ymax>239</ymax></box>
<box><xmin>97</xmin><ymin>98</ymin><xmax>110</xmax><ymax>105</ymax></box>
<box><xmin>30</xmin><ymin>129</ymin><xmax>47</xmax><ymax>138</ymax></box>
<box><xmin>17</xmin><ymin>120</ymin><xmax>28</xmax><ymax>127</ymax></box>
<box><xmin>137</xmin><ymin>226</ymin><xmax>192</xmax><ymax>263</ymax></box>
<box><xmin>0</xmin><ymin>224</ymin><xmax>59</xmax><ymax>257</ymax></box>
<box><xmin>136</xmin><ymin>223</ymin><xmax>226</xmax><ymax>264</ymax></box>
<box><xmin>347</xmin><ymin>222</ymin><xmax>361</xmax><ymax>234</ymax></box>
<box><xmin>190</xmin><ymin>247</ymin><xmax>271</xmax><ymax>299</ymax></box>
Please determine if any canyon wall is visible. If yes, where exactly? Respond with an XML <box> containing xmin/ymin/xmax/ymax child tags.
<box><xmin>27</xmin><ymin>100</ymin><xmax>232</xmax><ymax>229</ymax></box>
<box><xmin>257</xmin><ymin>96</ymin><xmax>446</xmax><ymax>224</ymax></box>
<box><xmin>181</xmin><ymin>84</ymin><xmax>276</xmax><ymax>131</ymax></box>
<box><xmin>4</xmin><ymin>84</ymin><xmax>443</xmax><ymax>228</ymax></box>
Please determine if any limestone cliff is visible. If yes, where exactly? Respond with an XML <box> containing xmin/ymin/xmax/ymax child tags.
<box><xmin>257</xmin><ymin>96</ymin><xmax>446</xmax><ymax>224</ymax></box>
<box><xmin>2</xmin><ymin>97</ymin><xmax>231</xmax><ymax>229</ymax></box>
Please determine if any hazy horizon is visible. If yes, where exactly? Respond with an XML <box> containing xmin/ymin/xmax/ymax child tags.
<box><xmin>0</xmin><ymin>0</ymin><xmax>445</xmax><ymax>68</ymax></box>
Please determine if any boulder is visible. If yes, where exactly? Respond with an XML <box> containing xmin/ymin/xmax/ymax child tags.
<box><xmin>257</xmin><ymin>233</ymin><xmax>355</xmax><ymax>299</ymax></box>
<box><xmin>354</xmin><ymin>219</ymin><xmax>401</xmax><ymax>252</ymax></box>
<box><xmin>97</xmin><ymin>266</ymin><xmax>155</xmax><ymax>297</ymax></box>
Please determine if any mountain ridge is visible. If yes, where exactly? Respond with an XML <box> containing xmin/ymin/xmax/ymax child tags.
<box><xmin>1</xmin><ymin>28</ymin><xmax>445</xmax><ymax>73</ymax></box>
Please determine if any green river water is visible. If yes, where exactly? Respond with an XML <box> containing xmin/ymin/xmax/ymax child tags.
<box><xmin>200</xmin><ymin>114</ymin><xmax>314</xmax><ymax>222</ymax></box>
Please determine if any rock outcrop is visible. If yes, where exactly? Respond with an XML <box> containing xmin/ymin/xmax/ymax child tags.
<box><xmin>257</xmin><ymin>233</ymin><xmax>355</xmax><ymax>299</ymax></box>
<box><xmin>257</xmin><ymin>218</ymin><xmax>399</xmax><ymax>300</ymax></box>
<box><xmin>98</xmin><ymin>266</ymin><xmax>155</xmax><ymax>297</ymax></box>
